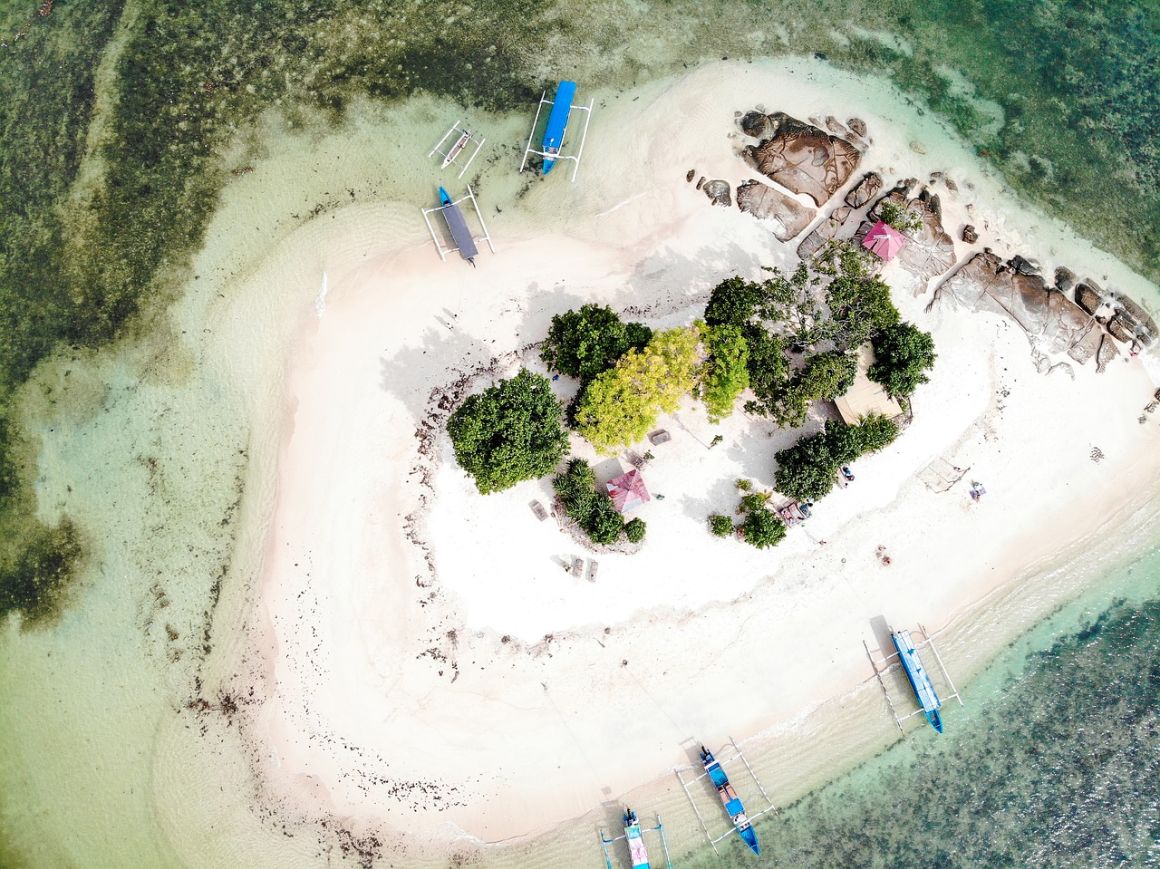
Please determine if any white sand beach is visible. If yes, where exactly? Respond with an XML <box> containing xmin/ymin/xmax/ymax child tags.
<box><xmin>219</xmin><ymin>60</ymin><xmax>1160</xmax><ymax>856</ymax></box>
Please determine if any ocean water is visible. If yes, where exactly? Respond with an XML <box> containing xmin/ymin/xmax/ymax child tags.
<box><xmin>1</xmin><ymin>1</ymin><xmax>1159</xmax><ymax>867</ymax></box>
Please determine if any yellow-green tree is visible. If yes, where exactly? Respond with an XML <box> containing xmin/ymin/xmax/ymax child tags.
<box><xmin>576</xmin><ymin>326</ymin><xmax>702</xmax><ymax>453</ymax></box>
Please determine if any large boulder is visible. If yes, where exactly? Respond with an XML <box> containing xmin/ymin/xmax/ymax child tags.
<box><xmin>796</xmin><ymin>205</ymin><xmax>851</xmax><ymax>259</ymax></box>
<box><xmin>1096</xmin><ymin>332</ymin><xmax>1119</xmax><ymax>373</ymax></box>
<box><xmin>844</xmin><ymin>172</ymin><xmax>883</xmax><ymax>209</ymax></box>
<box><xmin>740</xmin><ymin>111</ymin><xmax>862</xmax><ymax>206</ymax></box>
<box><xmin>735</xmin><ymin>179</ymin><xmax>814</xmax><ymax>240</ymax></box>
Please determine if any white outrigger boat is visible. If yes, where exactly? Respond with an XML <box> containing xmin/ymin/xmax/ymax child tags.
<box><xmin>427</xmin><ymin>119</ymin><xmax>485</xmax><ymax>178</ymax></box>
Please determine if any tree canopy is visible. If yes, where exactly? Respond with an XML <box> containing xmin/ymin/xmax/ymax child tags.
<box><xmin>553</xmin><ymin>459</ymin><xmax>628</xmax><ymax>545</ymax></box>
<box><xmin>775</xmin><ymin>414</ymin><xmax>900</xmax><ymax>502</ymax></box>
<box><xmin>698</xmin><ymin>323</ymin><xmax>750</xmax><ymax>422</ymax></box>
<box><xmin>540</xmin><ymin>304</ymin><xmax>652</xmax><ymax>382</ymax></box>
<box><xmin>447</xmin><ymin>369</ymin><xmax>569</xmax><ymax>494</ymax></box>
<box><xmin>870</xmin><ymin>322</ymin><xmax>937</xmax><ymax>397</ymax></box>
<box><xmin>741</xmin><ymin>505</ymin><xmax>787</xmax><ymax>549</ymax></box>
<box><xmin>576</xmin><ymin>326</ymin><xmax>702</xmax><ymax>453</ymax></box>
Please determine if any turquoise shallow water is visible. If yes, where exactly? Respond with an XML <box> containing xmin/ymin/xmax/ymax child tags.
<box><xmin>678</xmin><ymin>544</ymin><xmax>1160</xmax><ymax>868</ymax></box>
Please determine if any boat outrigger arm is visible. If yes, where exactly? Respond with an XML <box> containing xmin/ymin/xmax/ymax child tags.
<box><xmin>420</xmin><ymin>185</ymin><xmax>496</xmax><ymax>266</ymax></box>
<box><xmin>519</xmin><ymin>80</ymin><xmax>594</xmax><ymax>183</ymax></box>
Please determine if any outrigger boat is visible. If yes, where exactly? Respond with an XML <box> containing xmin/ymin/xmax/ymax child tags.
<box><xmin>700</xmin><ymin>746</ymin><xmax>760</xmax><ymax>856</ymax></box>
<box><xmin>519</xmin><ymin>80</ymin><xmax>594</xmax><ymax>182</ymax></box>
<box><xmin>891</xmin><ymin>629</ymin><xmax>944</xmax><ymax>733</ymax></box>
<box><xmin>598</xmin><ymin>808</ymin><xmax>671</xmax><ymax>869</ymax></box>
<box><xmin>622</xmin><ymin>808</ymin><xmax>651</xmax><ymax>869</ymax></box>
<box><xmin>419</xmin><ymin>185</ymin><xmax>495</xmax><ymax>267</ymax></box>
<box><xmin>442</xmin><ymin>128</ymin><xmax>473</xmax><ymax>168</ymax></box>
<box><xmin>427</xmin><ymin>119</ymin><xmax>485</xmax><ymax>178</ymax></box>
<box><xmin>438</xmin><ymin>186</ymin><xmax>478</xmax><ymax>266</ymax></box>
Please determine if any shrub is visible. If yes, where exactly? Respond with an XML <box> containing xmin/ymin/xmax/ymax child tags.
<box><xmin>869</xmin><ymin>322</ymin><xmax>936</xmax><ymax>397</ymax></box>
<box><xmin>448</xmin><ymin>369</ymin><xmax>568</xmax><ymax>494</ymax></box>
<box><xmin>709</xmin><ymin>514</ymin><xmax>734</xmax><ymax>537</ymax></box>
<box><xmin>553</xmin><ymin>459</ymin><xmax>626</xmax><ymax>545</ymax></box>
<box><xmin>623</xmin><ymin>517</ymin><xmax>646</xmax><ymax>543</ymax></box>
<box><xmin>541</xmin><ymin>304</ymin><xmax>652</xmax><ymax>382</ymax></box>
<box><xmin>704</xmin><ymin>276</ymin><xmax>764</xmax><ymax>327</ymax></box>
<box><xmin>878</xmin><ymin>199</ymin><xmax>924</xmax><ymax>233</ymax></box>
<box><xmin>741</xmin><ymin>506</ymin><xmax>787</xmax><ymax>549</ymax></box>
<box><xmin>739</xmin><ymin>492</ymin><xmax>769</xmax><ymax>513</ymax></box>
<box><xmin>735</xmin><ymin>478</ymin><xmax>752</xmax><ymax>491</ymax></box>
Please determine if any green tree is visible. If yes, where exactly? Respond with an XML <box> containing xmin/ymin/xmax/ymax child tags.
<box><xmin>704</xmin><ymin>276</ymin><xmax>764</xmax><ymax>328</ymax></box>
<box><xmin>775</xmin><ymin>416</ymin><xmax>900</xmax><ymax>501</ymax></box>
<box><xmin>774</xmin><ymin>433</ymin><xmax>839</xmax><ymax>502</ymax></box>
<box><xmin>541</xmin><ymin>304</ymin><xmax>652</xmax><ymax>382</ymax></box>
<box><xmin>623</xmin><ymin>517</ymin><xmax>646</xmax><ymax>543</ymax></box>
<box><xmin>870</xmin><ymin>322</ymin><xmax>937</xmax><ymax>397</ymax></box>
<box><xmin>741</xmin><ymin>327</ymin><xmax>790</xmax><ymax>416</ymax></box>
<box><xmin>819</xmin><ymin>242</ymin><xmax>901</xmax><ymax>348</ymax></box>
<box><xmin>758</xmin><ymin>262</ymin><xmax>829</xmax><ymax>347</ymax></box>
<box><xmin>698</xmin><ymin>323</ymin><xmax>750</xmax><ymax>422</ymax></box>
<box><xmin>709</xmin><ymin>514</ymin><xmax>735</xmax><ymax>537</ymax></box>
<box><xmin>576</xmin><ymin>327</ymin><xmax>703</xmax><ymax>453</ymax></box>
<box><xmin>767</xmin><ymin>351</ymin><xmax>857</xmax><ymax>429</ymax></box>
<box><xmin>741</xmin><ymin>506</ymin><xmax>787</xmax><ymax>549</ymax></box>
<box><xmin>552</xmin><ymin>459</ymin><xmax>627</xmax><ymax>545</ymax></box>
<box><xmin>447</xmin><ymin>369</ymin><xmax>569</xmax><ymax>494</ymax></box>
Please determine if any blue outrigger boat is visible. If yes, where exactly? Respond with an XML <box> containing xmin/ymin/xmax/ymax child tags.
<box><xmin>540</xmin><ymin>80</ymin><xmax>577</xmax><ymax>174</ymax></box>
<box><xmin>891</xmin><ymin>629</ymin><xmax>944</xmax><ymax>733</ymax></box>
<box><xmin>700</xmin><ymin>746</ymin><xmax>760</xmax><ymax>856</ymax></box>
<box><xmin>622</xmin><ymin>808</ymin><xmax>651</xmax><ymax>869</ymax></box>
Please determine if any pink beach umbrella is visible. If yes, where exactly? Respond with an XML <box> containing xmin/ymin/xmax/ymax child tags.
<box><xmin>862</xmin><ymin>220</ymin><xmax>907</xmax><ymax>261</ymax></box>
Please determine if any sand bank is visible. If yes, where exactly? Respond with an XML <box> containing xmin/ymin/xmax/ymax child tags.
<box><xmin>235</xmin><ymin>59</ymin><xmax>1160</xmax><ymax>853</ymax></box>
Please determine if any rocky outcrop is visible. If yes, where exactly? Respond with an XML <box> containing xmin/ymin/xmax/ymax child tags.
<box><xmin>938</xmin><ymin>251</ymin><xmax>1102</xmax><ymax>364</ymax></box>
<box><xmin>796</xmin><ymin>205</ymin><xmax>851</xmax><ymax>259</ymax></box>
<box><xmin>893</xmin><ymin>189</ymin><xmax>957</xmax><ymax>281</ymax></box>
<box><xmin>740</xmin><ymin>111</ymin><xmax>862</xmax><ymax>206</ymax></box>
<box><xmin>703</xmin><ymin>180</ymin><xmax>731</xmax><ymax>207</ymax></box>
<box><xmin>735</xmin><ymin>179</ymin><xmax>814</xmax><ymax>240</ymax></box>
<box><xmin>844</xmin><ymin>172</ymin><xmax>882</xmax><ymax>209</ymax></box>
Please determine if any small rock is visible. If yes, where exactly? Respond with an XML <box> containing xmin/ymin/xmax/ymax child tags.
<box><xmin>739</xmin><ymin>110</ymin><xmax>772</xmax><ymax>139</ymax></box>
<box><xmin>846</xmin><ymin>117</ymin><xmax>867</xmax><ymax>137</ymax></box>
<box><xmin>1054</xmin><ymin>266</ymin><xmax>1076</xmax><ymax>293</ymax></box>
<box><xmin>686</xmin><ymin>169</ymin><xmax>695</xmax><ymax>183</ymax></box>
<box><xmin>1107</xmin><ymin>314</ymin><xmax>1135</xmax><ymax>343</ymax></box>
<box><xmin>944</xmin><ymin>177</ymin><xmax>959</xmax><ymax>191</ymax></box>
<box><xmin>703</xmin><ymin>179</ymin><xmax>732</xmax><ymax>207</ymax></box>
<box><xmin>961</xmin><ymin>224</ymin><xmax>978</xmax><ymax>244</ymax></box>
<box><xmin>696</xmin><ymin>176</ymin><xmax>705</xmax><ymax>190</ymax></box>
<box><xmin>909</xmin><ymin>141</ymin><xmax>927</xmax><ymax>154</ymax></box>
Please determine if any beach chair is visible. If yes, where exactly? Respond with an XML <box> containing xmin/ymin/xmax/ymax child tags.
<box><xmin>529</xmin><ymin>500</ymin><xmax>548</xmax><ymax>521</ymax></box>
<box><xmin>648</xmin><ymin>429</ymin><xmax>671</xmax><ymax>446</ymax></box>
<box><xmin>587</xmin><ymin>560</ymin><xmax>599</xmax><ymax>582</ymax></box>
<box><xmin>571</xmin><ymin>557</ymin><xmax>584</xmax><ymax>577</ymax></box>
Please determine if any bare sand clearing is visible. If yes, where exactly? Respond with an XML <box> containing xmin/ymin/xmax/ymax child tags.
<box><xmin>237</xmin><ymin>61</ymin><xmax>1160</xmax><ymax>849</ymax></box>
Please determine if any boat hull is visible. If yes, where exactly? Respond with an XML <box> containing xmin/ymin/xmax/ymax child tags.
<box><xmin>541</xmin><ymin>80</ymin><xmax>577</xmax><ymax>174</ymax></box>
